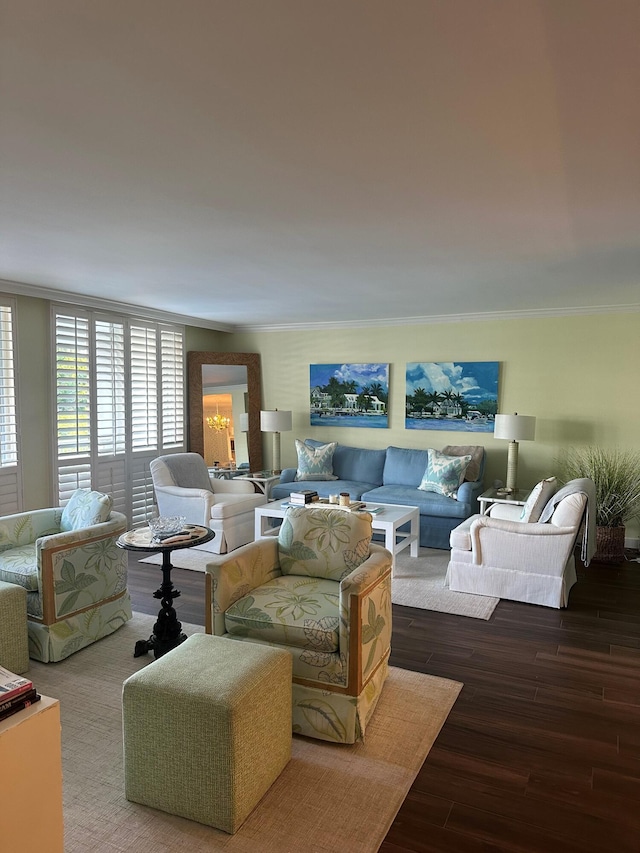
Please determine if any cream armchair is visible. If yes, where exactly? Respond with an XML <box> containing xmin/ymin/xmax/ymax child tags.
<box><xmin>446</xmin><ymin>478</ymin><xmax>595</xmax><ymax>608</ymax></box>
<box><xmin>205</xmin><ymin>506</ymin><xmax>393</xmax><ymax>743</ymax></box>
<box><xmin>0</xmin><ymin>489</ymin><xmax>132</xmax><ymax>662</ymax></box>
<box><xmin>150</xmin><ymin>453</ymin><xmax>265</xmax><ymax>554</ymax></box>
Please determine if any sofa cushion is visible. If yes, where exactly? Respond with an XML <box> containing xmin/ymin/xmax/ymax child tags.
<box><xmin>294</xmin><ymin>439</ymin><xmax>338</xmax><ymax>481</ymax></box>
<box><xmin>383</xmin><ymin>446</ymin><xmax>429</xmax><ymax>488</ymax></box>
<box><xmin>278</xmin><ymin>506</ymin><xmax>372</xmax><ymax>580</ymax></box>
<box><xmin>442</xmin><ymin>445</ymin><xmax>485</xmax><ymax>483</ymax></box>
<box><xmin>60</xmin><ymin>489</ymin><xmax>112</xmax><ymax>532</ymax></box>
<box><xmin>225</xmin><ymin>575</ymin><xmax>340</xmax><ymax>651</ymax></box>
<box><xmin>418</xmin><ymin>450</ymin><xmax>472</xmax><ymax>498</ymax></box>
<box><xmin>305</xmin><ymin>440</ymin><xmax>386</xmax><ymax>486</ymax></box>
<box><xmin>520</xmin><ymin>477</ymin><xmax>558</xmax><ymax>522</ymax></box>
<box><xmin>0</xmin><ymin>544</ymin><xmax>38</xmax><ymax>591</ymax></box>
<box><xmin>273</xmin><ymin>479</ymin><xmax>378</xmax><ymax>502</ymax></box>
<box><xmin>362</xmin><ymin>486</ymin><xmax>471</xmax><ymax>519</ymax></box>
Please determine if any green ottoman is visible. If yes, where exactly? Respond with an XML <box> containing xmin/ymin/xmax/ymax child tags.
<box><xmin>0</xmin><ymin>581</ymin><xmax>29</xmax><ymax>674</ymax></box>
<box><xmin>122</xmin><ymin>634</ymin><xmax>292</xmax><ymax>833</ymax></box>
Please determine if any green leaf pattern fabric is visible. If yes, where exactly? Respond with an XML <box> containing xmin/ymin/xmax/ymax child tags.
<box><xmin>278</xmin><ymin>507</ymin><xmax>372</xmax><ymax>579</ymax></box>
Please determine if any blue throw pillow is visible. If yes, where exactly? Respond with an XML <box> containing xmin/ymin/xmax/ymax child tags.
<box><xmin>294</xmin><ymin>439</ymin><xmax>338</xmax><ymax>481</ymax></box>
<box><xmin>418</xmin><ymin>449</ymin><xmax>472</xmax><ymax>499</ymax></box>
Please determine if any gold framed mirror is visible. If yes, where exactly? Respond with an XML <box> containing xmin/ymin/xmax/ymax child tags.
<box><xmin>187</xmin><ymin>352</ymin><xmax>263</xmax><ymax>472</ymax></box>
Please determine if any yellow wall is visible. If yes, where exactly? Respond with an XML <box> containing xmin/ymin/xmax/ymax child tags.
<box><xmin>12</xmin><ymin>295</ymin><xmax>640</xmax><ymax>541</ymax></box>
<box><xmin>232</xmin><ymin>312</ymin><xmax>640</xmax><ymax>540</ymax></box>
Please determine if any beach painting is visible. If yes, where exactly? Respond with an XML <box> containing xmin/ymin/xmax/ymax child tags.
<box><xmin>405</xmin><ymin>361</ymin><xmax>499</xmax><ymax>432</ymax></box>
<box><xmin>310</xmin><ymin>363</ymin><xmax>389</xmax><ymax>428</ymax></box>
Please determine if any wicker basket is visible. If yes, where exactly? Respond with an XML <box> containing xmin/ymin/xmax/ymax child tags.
<box><xmin>594</xmin><ymin>525</ymin><xmax>625</xmax><ymax>564</ymax></box>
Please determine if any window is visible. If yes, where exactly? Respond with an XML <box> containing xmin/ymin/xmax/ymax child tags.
<box><xmin>53</xmin><ymin>307</ymin><xmax>185</xmax><ymax>525</ymax></box>
<box><xmin>0</xmin><ymin>298</ymin><xmax>21</xmax><ymax>513</ymax></box>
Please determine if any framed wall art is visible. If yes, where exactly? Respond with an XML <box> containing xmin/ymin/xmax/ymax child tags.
<box><xmin>310</xmin><ymin>363</ymin><xmax>389</xmax><ymax>428</ymax></box>
<box><xmin>405</xmin><ymin>361</ymin><xmax>499</xmax><ymax>433</ymax></box>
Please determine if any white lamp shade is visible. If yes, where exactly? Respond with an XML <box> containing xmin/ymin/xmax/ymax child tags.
<box><xmin>238</xmin><ymin>413</ymin><xmax>249</xmax><ymax>433</ymax></box>
<box><xmin>494</xmin><ymin>413</ymin><xmax>536</xmax><ymax>442</ymax></box>
<box><xmin>260</xmin><ymin>410</ymin><xmax>292</xmax><ymax>433</ymax></box>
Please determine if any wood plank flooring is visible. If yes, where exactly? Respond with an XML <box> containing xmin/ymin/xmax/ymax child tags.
<box><xmin>127</xmin><ymin>552</ymin><xmax>640</xmax><ymax>852</ymax></box>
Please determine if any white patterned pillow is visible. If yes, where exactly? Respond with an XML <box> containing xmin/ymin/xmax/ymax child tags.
<box><xmin>60</xmin><ymin>489</ymin><xmax>112</xmax><ymax>532</ymax></box>
<box><xmin>520</xmin><ymin>477</ymin><xmax>558</xmax><ymax>523</ymax></box>
<box><xmin>295</xmin><ymin>439</ymin><xmax>338</xmax><ymax>481</ymax></box>
<box><xmin>418</xmin><ymin>449</ymin><xmax>472</xmax><ymax>499</ymax></box>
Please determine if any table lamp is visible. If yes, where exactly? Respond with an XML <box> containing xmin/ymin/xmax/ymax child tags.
<box><xmin>493</xmin><ymin>413</ymin><xmax>536</xmax><ymax>494</ymax></box>
<box><xmin>260</xmin><ymin>409</ymin><xmax>292</xmax><ymax>474</ymax></box>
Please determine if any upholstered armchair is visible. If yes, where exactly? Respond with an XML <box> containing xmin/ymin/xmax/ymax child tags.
<box><xmin>0</xmin><ymin>489</ymin><xmax>132</xmax><ymax>662</ymax></box>
<box><xmin>446</xmin><ymin>478</ymin><xmax>595</xmax><ymax>608</ymax></box>
<box><xmin>205</xmin><ymin>506</ymin><xmax>393</xmax><ymax>743</ymax></box>
<box><xmin>150</xmin><ymin>453</ymin><xmax>265</xmax><ymax>554</ymax></box>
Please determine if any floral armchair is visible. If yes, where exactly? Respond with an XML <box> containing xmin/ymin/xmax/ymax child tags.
<box><xmin>205</xmin><ymin>506</ymin><xmax>393</xmax><ymax>744</ymax></box>
<box><xmin>0</xmin><ymin>489</ymin><xmax>132</xmax><ymax>662</ymax></box>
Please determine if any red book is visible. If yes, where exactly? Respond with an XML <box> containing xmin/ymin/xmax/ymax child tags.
<box><xmin>0</xmin><ymin>665</ymin><xmax>33</xmax><ymax>703</ymax></box>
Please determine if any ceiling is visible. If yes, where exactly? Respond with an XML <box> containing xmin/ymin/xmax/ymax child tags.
<box><xmin>1</xmin><ymin>1</ymin><xmax>639</xmax><ymax>331</ymax></box>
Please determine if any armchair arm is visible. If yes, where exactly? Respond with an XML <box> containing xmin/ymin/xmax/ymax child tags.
<box><xmin>35</xmin><ymin>512</ymin><xmax>128</xmax><ymax>624</ymax></box>
<box><xmin>210</xmin><ymin>479</ymin><xmax>257</xmax><ymax>495</ymax></box>
<box><xmin>153</xmin><ymin>484</ymin><xmax>216</xmax><ymax>525</ymax></box>
<box><xmin>205</xmin><ymin>538</ymin><xmax>282</xmax><ymax>635</ymax></box>
<box><xmin>0</xmin><ymin>508</ymin><xmax>61</xmax><ymax>550</ymax></box>
<box><xmin>339</xmin><ymin>543</ymin><xmax>392</xmax><ymax>694</ymax></box>
<box><xmin>470</xmin><ymin>515</ymin><xmax>579</xmax><ymax>574</ymax></box>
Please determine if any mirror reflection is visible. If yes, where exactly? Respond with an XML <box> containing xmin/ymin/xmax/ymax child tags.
<box><xmin>202</xmin><ymin>364</ymin><xmax>248</xmax><ymax>469</ymax></box>
<box><xmin>187</xmin><ymin>352</ymin><xmax>263</xmax><ymax>473</ymax></box>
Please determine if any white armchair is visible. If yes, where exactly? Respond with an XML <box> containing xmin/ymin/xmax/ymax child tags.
<box><xmin>446</xmin><ymin>478</ymin><xmax>595</xmax><ymax>608</ymax></box>
<box><xmin>150</xmin><ymin>453</ymin><xmax>265</xmax><ymax>554</ymax></box>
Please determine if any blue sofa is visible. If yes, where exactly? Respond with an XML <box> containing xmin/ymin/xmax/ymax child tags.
<box><xmin>271</xmin><ymin>439</ymin><xmax>485</xmax><ymax>550</ymax></box>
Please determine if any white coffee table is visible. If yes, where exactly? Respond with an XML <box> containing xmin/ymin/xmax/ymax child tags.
<box><xmin>254</xmin><ymin>500</ymin><xmax>419</xmax><ymax>574</ymax></box>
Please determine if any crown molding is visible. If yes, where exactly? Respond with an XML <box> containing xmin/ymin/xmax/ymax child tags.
<box><xmin>0</xmin><ymin>279</ymin><xmax>236</xmax><ymax>333</ymax></box>
<box><xmin>236</xmin><ymin>303</ymin><xmax>640</xmax><ymax>333</ymax></box>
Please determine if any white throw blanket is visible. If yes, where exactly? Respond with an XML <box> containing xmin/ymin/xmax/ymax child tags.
<box><xmin>538</xmin><ymin>477</ymin><xmax>597</xmax><ymax>566</ymax></box>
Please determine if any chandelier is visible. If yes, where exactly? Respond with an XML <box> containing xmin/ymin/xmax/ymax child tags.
<box><xmin>206</xmin><ymin>408</ymin><xmax>231</xmax><ymax>432</ymax></box>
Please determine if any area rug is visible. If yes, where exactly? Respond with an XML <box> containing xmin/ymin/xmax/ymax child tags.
<box><xmin>29</xmin><ymin>612</ymin><xmax>462</xmax><ymax>853</ymax></box>
<box><xmin>141</xmin><ymin>546</ymin><xmax>499</xmax><ymax>620</ymax></box>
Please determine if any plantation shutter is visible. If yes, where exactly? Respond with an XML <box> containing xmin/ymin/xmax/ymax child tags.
<box><xmin>53</xmin><ymin>307</ymin><xmax>185</xmax><ymax>524</ymax></box>
<box><xmin>0</xmin><ymin>300</ymin><xmax>21</xmax><ymax>513</ymax></box>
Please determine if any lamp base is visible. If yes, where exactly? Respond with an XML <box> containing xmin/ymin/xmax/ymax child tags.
<box><xmin>505</xmin><ymin>440</ymin><xmax>519</xmax><ymax>493</ymax></box>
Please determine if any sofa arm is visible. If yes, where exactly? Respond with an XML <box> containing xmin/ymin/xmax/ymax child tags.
<box><xmin>470</xmin><ymin>516</ymin><xmax>579</xmax><ymax>574</ymax></box>
<box><xmin>279</xmin><ymin>468</ymin><xmax>297</xmax><ymax>484</ymax></box>
<box><xmin>339</xmin><ymin>543</ymin><xmax>392</xmax><ymax>693</ymax></box>
<box><xmin>205</xmin><ymin>538</ymin><xmax>282</xmax><ymax>635</ymax></box>
<box><xmin>457</xmin><ymin>480</ymin><xmax>484</xmax><ymax>510</ymax></box>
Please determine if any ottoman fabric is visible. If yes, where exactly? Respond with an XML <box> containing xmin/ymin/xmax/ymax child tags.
<box><xmin>0</xmin><ymin>581</ymin><xmax>29</xmax><ymax>673</ymax></box>
<box><xmin>122</xmin><ymin>633</ymin><xmax>292</xmax><ymax>833</ymax></box>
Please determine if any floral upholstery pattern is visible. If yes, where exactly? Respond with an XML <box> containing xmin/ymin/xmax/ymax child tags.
<box><xmin>0</xmin><ymin>502</ymin><xmax>131</xmax><ymax>662</ymax></box>
<box><xmin>60</xmin><ymin>488</ymin><xmax>113</xmax><ymax>531</ymax></box>
<box><xmin>278</xmin><ymin>506</ymin><xmax>372</xmax><ymax>579</ymax></box>
<box><xmin>206</xmin><ymin>508</ymin><xmax>392</xmax><ymax>744</ymax></box>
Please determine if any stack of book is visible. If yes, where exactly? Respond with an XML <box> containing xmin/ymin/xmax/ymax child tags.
<box><xmin>0</xmin><ymin>666</ymin><xmax>41</xmax><ymax>723</ymax></box>
<box><xmin>289</xmin><ymin>489</ymin><xmax>319</xmax><ymax>506</ymax></box>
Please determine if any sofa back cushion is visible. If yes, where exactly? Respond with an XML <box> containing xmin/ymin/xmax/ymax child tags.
<box><xmin>305</xmin><ymin>439</ymin><xmax>386</xmax><ymax>485</ymax></box>
<box><xmin>60</xmin><ymin>489</ymin><xmax>112</xmax><ymax>532</ymax></box>
<box><xmin>442</xmin><ymin>445</ymin><xmax>485</xmax><ymax>483</ymax></box>
<box><xmin>383</xmin><ymin>446</ymin><xmax>429</xmax><ymax>488</ymax></box>
<box><xmin>278</xmin><ymin>506</ymin><xmax>372</xmax><ymax>581</ymax></box>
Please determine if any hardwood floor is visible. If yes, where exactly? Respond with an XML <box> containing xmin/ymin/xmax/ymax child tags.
<box><xmin>127</xmin><ymin>552</ymin><xmax>640</xmax><ymax>853</ymax></box>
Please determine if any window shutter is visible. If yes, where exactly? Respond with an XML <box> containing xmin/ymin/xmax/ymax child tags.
<box><xmin>130</xmin><ymin>324</ymin><xmax>158</xmax><ymax>452</ymax></box>
<box><xmin>55</xmin><ymin>313</ymin><xmax>91</xmax><ymax>457</ymax></box>
<box><xmin>160</xmin><ymin>328</ymin><xmax>185</xmax><ymax>448</ymax></box>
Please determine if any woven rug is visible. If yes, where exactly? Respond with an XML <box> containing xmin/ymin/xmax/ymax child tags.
<box><xmin>141</xmin><ymin>545</ymin><xmax>499</xmax><ymax>620</ymax></box>
<box><xmin>29</xmin><ymin>613</ymin><xmax>462</xmax><ymax>853</ymax></box>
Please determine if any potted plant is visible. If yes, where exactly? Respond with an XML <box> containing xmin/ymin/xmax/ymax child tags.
<box><xmin>559</xmin><ymin>446</ymin><xmax>640</xmax><ymax>563</ymax></box>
